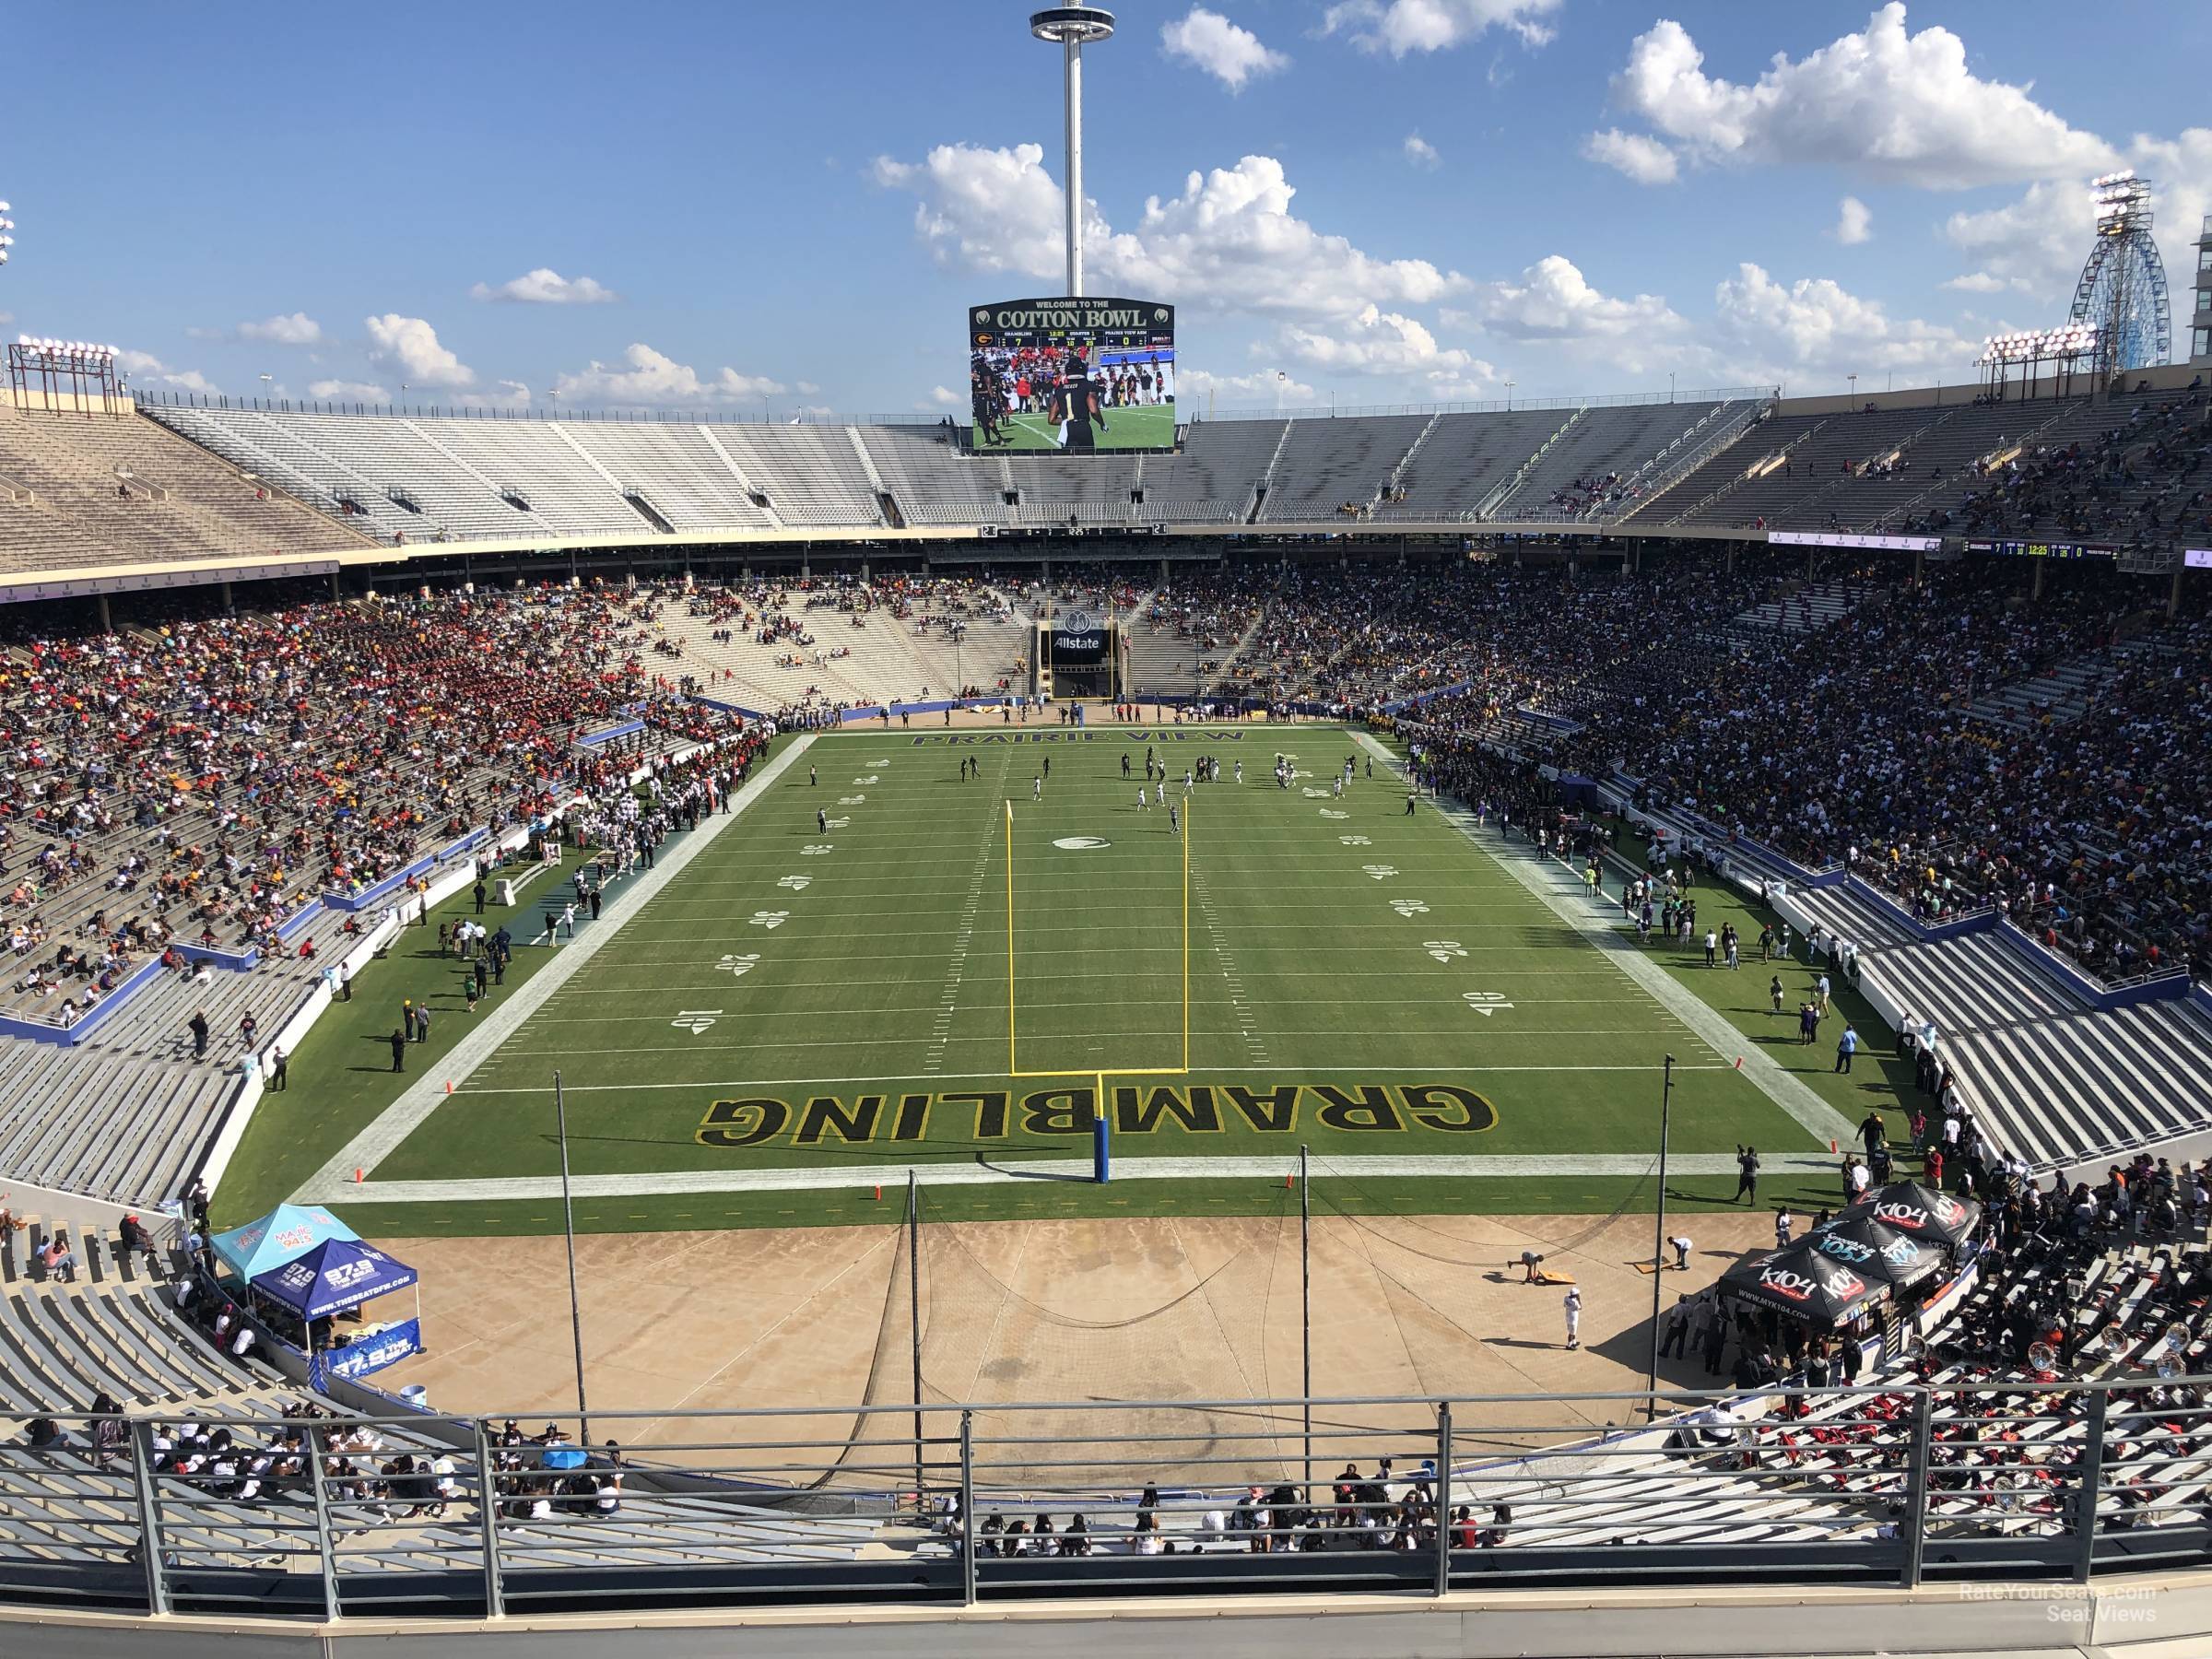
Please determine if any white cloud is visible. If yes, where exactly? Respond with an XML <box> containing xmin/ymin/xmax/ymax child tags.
<box><xmin>1939</xmin><ymin>182</ymin><xmax>2087</xmax><ymax>299</ymax></box>
<box><xmin>796</xmin><ymin>381</ymin><xmax>822</xmax><ymax>395</ymax></box>
<box><xmin>1581</xmin><ymin>127</ymin><xmax>1678</xmax><ymax>185</ymax></box>
<box><xmin>0</xmin><ymin>312</ymin><xmax>12</xmax><ymax>326</ymax></box>
<box><xmin>1940</xmin><ymin>271</ymin><xmax>2022</xmax><ymax>294</ymax></box>
<box><xmin>1941</xmin><ymin>132</ymin><xmax>2212</xmax><ymax>316</ymax></box>
<box><xmin>1606</xmin><ymin>5</ymin><xmax>2119</xmax><ymax>188</ymax></box>
<box><xmin>239</xmin><ymin>312</ymin><xmax>323</xmax><ymax>345</ymax></box>
<box><xmin>1179</xmin><ymin>366</ymin><xmax>1319</xmax><ymax>405</ymax></box>
<box><xmin>925</xmin><ymin>385</ymin><xmax>961</xmax><ymax>407</ymax></box>
<box><xmin>1159</xmin><ymin>6</ymin><xmax>1288</xmax><ymax>91</ymax></box>
<box><xmin>469</xmin><ymin>268</ymin><xmax>620</xmax><ymax>305</ymax></box>
<box><xmin>364</xmin><ymin>314</ymin><xmax>474</xmax><ymax>387</ymax></box>
<box><xmin>551</xmin><ymin>342</ymin><xmax>784</xmax><ymax>407</ymax></box>
<box><xmin>460</xmin><ymin>380</ymin><xmax>532</xmax><ymax>409</ymax></box>
<box><xmin>1472</xmin><ymin>254</ymin><xmax>1682</xmax><ymax>342</ymax></box>
<box><xmin>1323</xmin><ymin>0</ymin><xmax>1562</xmax><ymax>55</ymax></box>
<box><xmin>1403</xmin><ymin>133</ymin><xmax>1441</xmax><ymax>170</ymax></box>
<box><xmin>308</xmin><ymin>379</ymin><xmax>390</xmax><ymax>401</ymax></box>
<box><xmin>871</xmin><ymin>142</ymin><xmax>1465</xmax><ymax>326</ymax></box>
<box><xmin>870</xmin><ymin>143</ymin><xmax>1069</xmax><ymax>278</ymax></box>
<box><xmin>1833</xmin><ymin>195</ymin><xmax>1873</xmax><ymax>244</ymax></box>
<box><xmin>1711</xmin><ymin>262</ymin><xmax>1973</xmax><ymax>382</ymax></box>
<box><xmin>116</xmin><ymin>349</ymin><xmax>219</xmax><ymax>395</ymax></box>
<box><xmin>1274</xmin><ymin>303</ymin><xmax>1491</xmax><ymax>385</ymax></box>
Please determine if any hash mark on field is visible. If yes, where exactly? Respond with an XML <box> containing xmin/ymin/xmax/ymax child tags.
<box><xmin>926</xmin><ymin>768</ymin><xmax>1000</xmax><ymax>1074</ymax></box>
<box><xmin>1190</xmin><ymin>866</ymin><xmax>1269</xmax><ymax>1065</ymax></box>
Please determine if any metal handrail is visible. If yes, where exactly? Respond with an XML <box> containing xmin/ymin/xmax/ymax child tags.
<box><xmin>4</xmin><ymin>1371</ymin><xmax>2208</xmax><ymax>1622</ymax></box>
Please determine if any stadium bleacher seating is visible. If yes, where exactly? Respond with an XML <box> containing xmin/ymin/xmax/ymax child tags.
<box><xmin>0</xmin><ymin>401</ymin><xmax>373</xmax><ymax>571</ymax></box>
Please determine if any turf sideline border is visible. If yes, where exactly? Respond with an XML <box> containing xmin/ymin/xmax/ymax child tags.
<box><xmin>294</xmin><ymin>1149</ymin><xmax>1843</xmax><ymax>1206</ymax></box>
<box><xmin>1351</xmin><ymin>730</ymin><xmax>1858</xmax><ymax>1151</ymax></box>
<box><xmin>296</xmin><ymin>734</ymin><xmax>818</xmax><ymax>1201</ymax></box>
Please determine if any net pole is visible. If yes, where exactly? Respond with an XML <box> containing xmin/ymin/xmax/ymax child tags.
<box><xmin>1644</xmin><ymin>1053</ymin><xmax>1676</xmax><ymax>1418</ymax></box>
<box><xmin>1006</xmin><ymin>800</ymin><xmax>1016</xmax><ymax>1077</ymax></box>
<box><xmin>908</xmin><ymin>1169</ymin><xmax>924</xmax><ymax>1500</ymax></box>
<box><xmin>1182</xmin><ymin>793</ymin><xmax>1190</xmax><ymax>1071</ymax></box>
<box><xmin>555</xmin><ymin>1069</ymin><xmax>591</xmax><ymax>1444</ymax></box>
<box><xmin>1300</xmin><ymin>1141</ymin><xmax>1312</xmax><ymax>1497</ymax></box>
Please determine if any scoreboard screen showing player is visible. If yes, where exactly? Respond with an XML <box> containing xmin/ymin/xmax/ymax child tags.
<box><xmin>969</xmin><ymin>296</ymin><xmax>1177</xmax><ymax>452</ymax></box>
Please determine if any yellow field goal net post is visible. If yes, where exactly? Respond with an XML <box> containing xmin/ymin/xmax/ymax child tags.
<box><xmin>1004</xmin><ymin>795</ymin><xmax>1190</xmax><ymax>1182</ymax></box>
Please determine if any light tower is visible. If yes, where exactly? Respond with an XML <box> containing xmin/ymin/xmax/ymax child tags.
<box><xmin>1030</xmin><ymin>6</ymin><xmax>1114</xmax><ymax>297</ymax></box>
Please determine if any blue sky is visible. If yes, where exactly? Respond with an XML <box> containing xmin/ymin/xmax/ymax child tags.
<box><xmin>4</xmin><ymin>2</ymin><xmax>2206</xmax><ymax>415</ymax></box>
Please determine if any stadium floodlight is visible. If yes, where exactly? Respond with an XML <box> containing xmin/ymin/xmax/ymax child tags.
<box><xmin>1030</xmin><ymin>7</ymin><xmax>1114</xmax><ymax>296</ymax></box>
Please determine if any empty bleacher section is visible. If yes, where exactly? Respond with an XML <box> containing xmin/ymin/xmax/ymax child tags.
<box><xmin>0</xmin><ymin>380</ymin><xmax>2165</xmax><ymax>558</ymax></box>
<box><xmin>1484</xmin><ymin>398</ymin><xmax>1736</xmax><ymax>521</ymax></box>
<box><xmin>1856</xmin><ymin>932</ymin><xmax>2088</xmax><ymax>1035</ymax></box>
<box><xmin>1787</xmin><ymin>882</ymin><xmax>1919</xmax><ymax>954</ymax></box>
<box><xmin>863</xmin><ymin>424</ymin><xmax>1002</xmax><ymax>524</ymax></box>
<box><xmin>1942</xmin><ymin>999</ymin><xmax>2212</xmax><ymax>1171</ymax></box>
<box><xmin>1253</xmin><ymin>414</ymin><xmax>1430</xmax><ymax>521</ymax></box>
<box><xmin>1374</xmin><ymin>407</ymin><xmax>1560</xmax><ymax>519</ymax></box>
<box><xmin>1958</xmin><ymin>639</ymin><xmax>2140</xmax><ymax>730</ymax></box>
<box><xmin>1140</xmin><ymin>418</ymin><xmax>1281</xmax><ymax>522</ymax></box>
<box><xmin>0</xmin><ymin>401</ymin><xmax>373</xmax><ymax>572</ymax></box>
<box><xmin>1725</xmin><ymin>578</ymin><xmax>1877</xmax><ymax>637</ymax></box>
<box><xmin>716</xmin><ymin>424</ymin><xmax>883</xmax><ymax>526</ymax></box>
<box><xmin>557</xmin><ymin>421</ymin><xmax>779</xmax><ymax>533</ymax></box>
<box><xmin>0</xmin><ymin>1047</ymin><xmax>235</xmax><ymax>1206</ymax></box>
<box><xmin>1003</xmin><ymin>451</ymin><xmax>1142</xmax><ymax>525</ymax></box>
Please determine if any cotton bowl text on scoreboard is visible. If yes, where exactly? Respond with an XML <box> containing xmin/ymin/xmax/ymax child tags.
<box><xmin>972</xmin><ymin>297</ymin><xmax>1174</xmax><ymax>355</ymax></box>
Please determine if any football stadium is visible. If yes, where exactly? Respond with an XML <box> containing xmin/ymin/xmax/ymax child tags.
<box><xmin>2</xmin><ymin>5</ymin><xmax>2211</xmax><ymax>1654</ymax></box>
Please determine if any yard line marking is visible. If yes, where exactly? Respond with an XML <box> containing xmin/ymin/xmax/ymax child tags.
<box><xmin>441</xmin><ymin>1062</ymin><xmax>1727</xmax><ymax>1096</ymax></box>
<box><xmin>1190</xmin><ymin>864</ymin><xmax>1267</xmax><ymax>1065</ymax></box>
<box><xmin>300</xmin><ymin>734</ymin><xmax>819</xmax><ymax>1194</ymax></box>
<box><xmin>495</xmin><ymin>1025</ymin><xmax>1706</xmax><ymax>1057</ymax></box>
<box><xmin>1353</xmin><ymin>729</ymin><xmax>1854</xmax><ymax>1149</ymax></box>
<box><xmin>925</xmin><ymin>747</ymin><xmax>1006</xmax><ymax>1075</ymax></box>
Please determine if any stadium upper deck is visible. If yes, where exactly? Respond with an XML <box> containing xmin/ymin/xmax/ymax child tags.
<box><xmin>0</xmin><ymin>378</ymin><xmax>2203</xmax><ymax>583</ymax></box>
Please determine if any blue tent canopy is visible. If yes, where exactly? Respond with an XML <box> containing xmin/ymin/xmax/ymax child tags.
<box><xmin>252</xmin><ymin>1239</ymin><xmax>418</xmax><ymax>1319</ymax></box>
<box><xmin>212</xmin><ymin>1204</ymin><xmax>361</xmax><ymax>1282</ymax></box>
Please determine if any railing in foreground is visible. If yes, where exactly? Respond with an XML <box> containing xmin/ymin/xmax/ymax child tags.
<box><xmin>1</xmin><ymin>1380</ymin><xmax>2206</xmax><ymax>1622</ymax></box>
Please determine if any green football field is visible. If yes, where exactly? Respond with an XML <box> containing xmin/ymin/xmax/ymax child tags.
<box><xmin>229</xmin><ymin>724</ymin><xmax>1869</xmax><ymax>1235</ymax></box>
<box><xmin>977</xmin><ymin>400</ymin><xmax>1177</xmax><ymax>452</ymax></box>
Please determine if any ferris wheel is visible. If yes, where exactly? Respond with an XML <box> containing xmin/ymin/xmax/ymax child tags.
<box><xmin>2069</xmin><ymin>171</ymin><xmax>2172</xmax><ymax>371</ymax></box>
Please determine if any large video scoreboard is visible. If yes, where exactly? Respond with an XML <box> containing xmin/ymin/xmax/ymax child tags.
<box><xmin>968</xmin><ymin>295</ymin><xmax>1176</xmax><ymax>453</ymax></box>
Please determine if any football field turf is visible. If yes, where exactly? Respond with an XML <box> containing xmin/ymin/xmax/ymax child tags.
<box><xmin>296</xmin><ymin>725</ymin><xmax>1835</xmax><ymax>1229</ymax></box>
<box><xmin>982</xmin><ymin>401</ymin><xmax>1177</xmax><ymax>452</ymax></box>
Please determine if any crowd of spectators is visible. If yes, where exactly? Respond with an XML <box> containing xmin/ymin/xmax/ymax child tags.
<box><xmin>1367</xmin><ymin>557</ymin><xmax>2212</xmax><ymax>983</ymax></box>
<box><xmin>1907</xmin><ymin>392</ymin><xmax>2212</xmax><ymax>545</ymax></box>
<box><xmin>0</xmin><ymin>581</ymin><xmax>751</xmax><ymax>1020</ymax></box>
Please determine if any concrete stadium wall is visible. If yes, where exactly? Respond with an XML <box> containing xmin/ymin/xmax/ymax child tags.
<box><xmin>10</xmin><ymin>1572</ymin><xmax>2212</xmax><ymax>1656</ymax></box>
